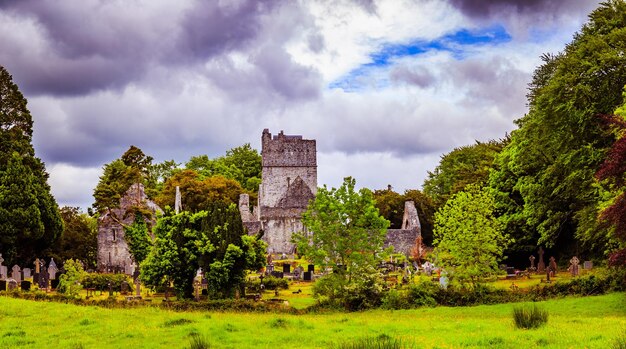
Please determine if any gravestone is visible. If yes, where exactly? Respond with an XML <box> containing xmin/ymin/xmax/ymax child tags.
<box><xmin>21</xmin><ymin>280</ymin><xmax>31</xmax><ymax>291</ymax></box>
<box><xmin>11</xmin><ymin>265</ymin><xmax>21</xmax><ymax>283</ymax></box>
<box><xmin>33</xmin><ymin>273</ymin><xmax>39</xmax><ymax>284</ymax></box>
<box><xmin>0</xmin><ymin>280</ymin><xmax>6</xmax><ymax>291</ymax></box>
<box><xmin>50</xmin><ymin>279</ymin><xmax>60</xmax><ymax>289</ymax></box>
<box><xmin>583</xmin><ymin>261</ymin><xmax>593</xmax><ymax>270</ymax></box>
<box><xmin>549</xmin><ymin>256</ymin><xmax>558</xmax><ymax>275</ymax></box>
<box><xmin>7</xmin><ymin>279</ymin><xmax>17</xmax><ymax>291</ymax></box>
<box><xmin>38</xmin><ymin>268</ymin><xmax>49</xmax><ymax>290</ymax></box>
<box><xmin>282</xmin><ymin>264</ymin><xmax>291</xmax><ymax>274</ymax></box>
<box><xmin>121</xmin><ymin>281</ymin><xmax>130</xmax><ymax>295</ymax></box>
<box><xmin>537</xmin><ymin>247</ymin><xmax>545</xmax><ymax>272</ymax></box>
<box><xmin>0</xmin><ymin>253</ymin><xmax>4</xmax><ymax>278</ymax></box>
<box><xmin>308</xmin><ymin>264</ymin><xmax>315</xmax><ymax>273</ymax></box>
<box><xmin>270</xmin><ymin>271</ymin><xmax>284</xmax><ymax>279</ymax></box>
<box><xmin>569</xmin><ymin>256</ymin><xmax>580</xmax><ymax>276</ymax></box>
<box><xmin>303</xmin><ymin>271</ymin><xmax>312</xmax><ymax>281</ymax></box>
<box><xmin>22</xmin><ymin>268</ymin><xmax>31</xmax><ymax>279</ymax></box>
<box><xmin>529</xmin><ymin>255</ymin><xmax>536</xmax><ymax>271</ymax></box>
<box><xmin>34</xmin><ymin>258</ymin><xmax>41</xmax><ymax>273</ymax></box>
<box><xmin>48</xmin><ymin>258</ymin><xmax>58</xmax><ymax>279</ymax></box>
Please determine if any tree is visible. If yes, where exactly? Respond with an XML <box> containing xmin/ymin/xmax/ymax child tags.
<box><xmin>45</xmin><ymin>207</ymin><xmax>98</xmax><ymax>269</ymax></box>
<box><xmin>57</xmin><ymin>259</ymin><xmax>86</xmax><ymax>297</ymax></box>
<box><xmin>185</xmin><ymin>143</ymin><xmax>262</xmax><ymax>192</ymax></box>
<box><xmin>155</xmin><ymin>169</ymin><xmax>244</xmax><ymax>212</ymax></box>
<box><xmin>141</xmin><ymin>203</ymin><xmax>266</xmax><ymax>299</ymax></box>
<box><xmin>0</xmin><ymin>66</ymin><xmax>63</xmax><ymax>266</ymax></box>
<box><xmin>433</xmin><ymin>184</ymin><xmax>508</xmax><ymax>287</ymax></box>
<box><xmin>423</xmin><ymin>140</ymin><xmax>506</xmax><ymax>209</ymax></box>
<box><xmin>292</xmin><ymin>177</ymin><xmax>390</xmax><ymax>309</ymax></box>
<box><xmin>596</xmin><ymin>92</ymin><xmax>626</xmax><ymax>268</ymax></box>
<box><xmin>93</xmin><ymin>146</ymin><xmax>153</xmax><ymax>215</ymax></box>
<box><xmin>489</xmin><ymin>1</ymin><xmax>626</xmax><ymax>259</ymax></box>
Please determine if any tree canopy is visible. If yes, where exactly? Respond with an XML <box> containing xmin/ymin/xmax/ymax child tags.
<box><xmin>0</xmin><ymin>66</ymin><xmax>62</xmax><ymax>266</ymax></box>
<box><xmin>433</xmin><ymin>184</ymin><xmax>508</xmax><ymax>287</ymax></box>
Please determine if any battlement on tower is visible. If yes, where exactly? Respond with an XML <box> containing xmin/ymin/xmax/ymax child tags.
<box><xmin>261</xmin><ymin>129</ymin><xmax>316</xmax><ymax>167</ymax></box>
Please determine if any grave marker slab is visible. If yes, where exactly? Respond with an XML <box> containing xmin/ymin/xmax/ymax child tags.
<box><xmin>21</xmin><ymin>280</ymin><xmax>31</xmax><ymax>291</ymax></box>
<box><xmin>282</xmin><ymin>264</ymin><xmax>291</xmax><ymax>274</ymax></box>
<box><xmin>48</xmin><ymin>258</ymin><xmax>58</xmax><ymax>279</ymax></box>
<box><xmin>11</xmin><ymin>265</ymin><xmax>21</xmax><ymax>283</ymax></box>
<box><xmin>583</xmin><ymin>261</ymin><xmax>593</xmax><ymax>270</ymax></box>
<box><xmin>7</xmin><ymin>279</ymin><xmax>17</xmax><ymax>291</ymax></box>
<box><xmin>22</xmin><ymin>268</ymin><xmax>31</xmax><ymax>279</ymax></box>
<box><xmin>303</xmin><ymin>271</ymin><xmax>312</xmax><ymax>281</ymax></box>
<box><xmin>0</xmin><ymin>265</ymin><xmax>7</xmax><ymax>279</ymax></box>
<box><xmin>0</xmin><ymin>280</ymin><xmax>6</xmax><ymax>291</ymax></box>
<box><xmin>308</xmin><ymin>264</ymin><xmax>315</xmax><ymax>273</ymax></box>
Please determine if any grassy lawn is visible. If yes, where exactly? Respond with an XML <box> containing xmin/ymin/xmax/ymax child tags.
<box><xmin>0</xmin><ymin>292</ymin><xmax>624</xmax><ymax>348</ymax></box>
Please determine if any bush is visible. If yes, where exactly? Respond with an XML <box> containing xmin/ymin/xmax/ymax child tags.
<box><xmin>81</xmin><ymin>273</ymin><xmax>134</xmax><ymax>292</ymax></box>
<box><xmin>406</xmin><ymin>282</ymin><xmax>438</xmax><ymax>307</ymax></box>
<box><xmin>381</xmin><ymin>289</ymin><xmax>410</xmax><ymax>310</ymax></box>
<box><xmin>513</xmin><ymin>305</ymin><xmax>548</xmax><ymax>329</ymax></box>
<box><xmin>333</xmin><ymin>334</ymin><xmax>406</xmax><ymax>349</ymax></box>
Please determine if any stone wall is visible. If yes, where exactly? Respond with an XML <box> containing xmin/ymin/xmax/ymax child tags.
<box><xmin>97</xmin><ymin>183</ymin><xmax>161</xmax><ymax>273</ymax></box>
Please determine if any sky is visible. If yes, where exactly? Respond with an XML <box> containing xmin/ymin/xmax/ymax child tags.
<box><xmin>0</xmin><ymin>0</ymin><xmax>601</xmax><ymax>210</ymax></box>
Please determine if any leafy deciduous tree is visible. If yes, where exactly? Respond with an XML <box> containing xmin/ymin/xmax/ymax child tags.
<box><xmin>433</xmin><ymin>184</ymin><xmax>509</xmax><ymax>287</ymax></box>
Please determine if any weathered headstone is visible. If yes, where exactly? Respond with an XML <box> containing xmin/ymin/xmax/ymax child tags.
<box><xmin>121</xmin><ymin>281</ymin><xmax>130</xmax><ymax>295</ymax></box>
<box><xmin>569</xmin><ymin>256</ymin><xmax>580</xmax><ymax>276</ymax></box>
<box><xmin>38</xmin><ymin>268</ymin><xmax>49</xmax><ymax>290</ymax></box>
<box><xmin>583</xmin><ymin>261</ymin><xmax>593</xmax><ymax>270</ymax></box>
<box><xmin>0</xmin><ymin>266</ymin><xmax>7</xmax><ymax>280</ymax></box>
<box><xmin>48</xmin><ymin>258</ymin><xmax>58</xmax><ymax>279</ymax></box>
<box><xmin>308</xmin><ymin>264</ymin><xmax>315</xmax><ymax>273</ymax></box>
<box><xmin>34</xmin><ymin>258</ymin><xmax>41</xmax><ymax>274</ymax></box>
<box><xmin>282</xmin><ymin>264</ymin><xmax>291</xmax><ymax>274</ymax></box>
<box><xmin>21</xmin><ymin>280</ymin><xmax>31</xmax><ymax>291</ymax></box>
<box><xmin>11</xmin><ymin>265</ymin><xmax>21</xmax><ymax>283</ymax></box>
<box><xmin>529</xmin><ymin>255</ymin><xmax>536</xmax><ymax>271</ymax></box>
<box><xmin>549</xmin><ymin>256</ymin><xmax>558</xmax><ymax>275</ymax></box>
<box><xmin>303</xmin><ymin>271</ymin><xmax>312</xmax><ymax>281</ymax></box>
<box><xmin>22</xmin><ymin>268</ymin><xmax>31</xmax><ymax>279</ymax></box>
<box><xmin>0</xmin><ymin>280</ymin><xmax>6</xmax><ymax>291</ymax></box>
<box><xmin>537</xmin><ymin>247</ymin><xmax>545</xmax><ymax>272</ymax></box>
<box><xmin>7</xmin><ymin>279</ymin><xmax>18</xmax><ymax>291</ymax></box>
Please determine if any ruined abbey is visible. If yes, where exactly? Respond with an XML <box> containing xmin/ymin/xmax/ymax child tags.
<box><xmin>97</xmin><ymin>129</ymin><xmax>421</xmax><ymax>273</ymax></box>
<box><xmin>240</xmin><ymin>129</ymin><xmax>421</xmax><ymax>256</ymax></box>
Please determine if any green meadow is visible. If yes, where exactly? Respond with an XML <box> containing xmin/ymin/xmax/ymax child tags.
<box><xmin>1</xmin><ymin>293</ymin><xmax>625</xmax><ymax>348</ymax></box>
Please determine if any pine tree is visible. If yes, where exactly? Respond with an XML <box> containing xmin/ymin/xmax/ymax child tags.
<box><xmin>0</xmin><ymin>66</ymin><xmax>63</xmax><ymax>265</ymax></box>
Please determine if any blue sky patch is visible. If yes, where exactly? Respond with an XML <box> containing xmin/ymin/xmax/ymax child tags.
<box><xmin>330</xmin><ymin>25</ymin><xmax>511</xmax><ymax>92</ymax></box>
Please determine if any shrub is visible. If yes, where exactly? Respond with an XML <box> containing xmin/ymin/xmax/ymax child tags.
<box><xmin>381</xmin><ymin>289</ymin><xmax>410</xmax><ymax>310</ymax></box>
<box><xmin>333</xmin><ymin>334</ymin><xmax>406</xmax><ymax>349</ymax></box>
<box><xmin>513</xmin><ymin>305</ymin><xmax>548</xmax><ymax>329</ymax></box>
<box><xmin>81</xmin><ymin>273</ymin><xmax>134</xmax><ymax>292</ymax></box>
<box><xmin>57</xmin><ymin>259</ymin><xmax>86</xmax><ymax>297</ymax></box>
<box><xmin>187</xmin><ymin>334</ymin><xmax>211</xmax><ymax>349</ymax></box>
<box><xmin>406</xmin><ymin>282</ymin><xmax>437</xmax><ymax>307</ymax></box>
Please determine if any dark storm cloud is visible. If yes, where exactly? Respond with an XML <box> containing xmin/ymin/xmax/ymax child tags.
<box><xmin>174</xmin><ymin>1</ymin><xmax>278</xmax><ymax>62</ymax></box>
<box><xmin>0</xmin><ymin>0</ymin><xmax>282</xmax><ymax>97</ymax></box>
<box><xmin>448</xmin><ymin>0</ymin><xmax>599</xmax><ymax>20</ymax></box>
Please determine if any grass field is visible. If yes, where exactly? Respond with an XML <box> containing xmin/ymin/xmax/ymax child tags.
<box><xmin>0</xmin><ymin>292</ymin><xmax>625</xmax><ymax>348</ymax></box>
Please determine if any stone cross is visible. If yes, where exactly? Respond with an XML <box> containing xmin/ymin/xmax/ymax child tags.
<box><xmin>48</xmin><ymin>259</ymin><xmax>58</xmax><ymax>280</ymax></box>
<box><xmin>569</xmin><ymin>256</ymin><xmax>580</xmax><ymax>276</ymax></box>
<box><xmin>529</xmin><ymin>255</ymin><xmax>536</xmax><ymax>270</ymax></box>
<box><xmin>34</xmin><ymin>258</ymin><xmax>40</xmax><ymax>273</ymax></box>
<box><xmin>537</xmin><ymin>247</ymin><xmax>545</xmax><ymax>272</ymax></box>
<box><xmin>549</xmin><ymin>256</ymin><xmax>557</xmax><ymax>275</ymax></box>
<box><xmin>11</xmin><ymin>265</ymin><xmax>21</xmax><ymax>283</ymax></box>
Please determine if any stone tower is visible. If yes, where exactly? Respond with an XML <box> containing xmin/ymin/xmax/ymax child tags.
<box><xmin>240</xmin><ymin>129</ymin><xmax>317</xmax><ymax>254</ymax></box>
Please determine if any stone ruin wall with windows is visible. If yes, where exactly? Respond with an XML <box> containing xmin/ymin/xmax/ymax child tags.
<box><xmin>97</xmin><ymin>183</ymin><xmax>161</xmax><ymax>274</ymax></box>
<box><xmin>240</xmin><ymin>129</ymin><xmax>422</xmax><ymax>257</ymax></box>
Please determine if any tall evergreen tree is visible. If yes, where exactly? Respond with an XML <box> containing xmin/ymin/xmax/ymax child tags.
<box><xmin>0</xmin><ymin>66</ymin><xmax>63</xmax><ymax>265</ymax></box>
